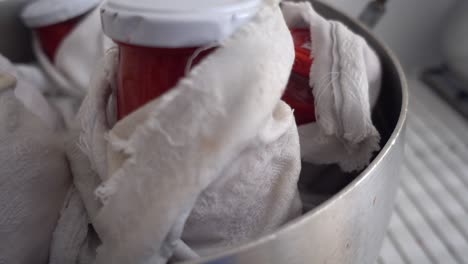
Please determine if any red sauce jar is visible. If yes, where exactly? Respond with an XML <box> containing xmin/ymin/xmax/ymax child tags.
<box><xmin>101</xmin><ymin>0</ymin><xmax>261</xmax><ymax>120</ymax></box>
<box><xmin>283</xmin><ymin>28</ymin><xmax>316</xmax><ymax>125</ymax></box>
<box><xmin>115</xmin><ymin>43</ymin><xmax>213</xmax><ymax>120</ymax></box>
<box><xmin>21</xmin><ymin>0</ymin><xmax>100</xmax><ymax>61</ymax></box>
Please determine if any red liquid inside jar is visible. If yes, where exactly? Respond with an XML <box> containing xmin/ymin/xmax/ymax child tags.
<box><xmin>283</xmin><ymin>28</ymin><xmax>316</xmax><ymax>125</ymax></box>
<box><xmin>35</xmin><ymin>14</ymin><xmax>85</xmax><ymax>61</ymax></box>
<box><xmin>116</xmin><ymin>42</ymin><xmax>212</xmax><ymax>120</ymax></box>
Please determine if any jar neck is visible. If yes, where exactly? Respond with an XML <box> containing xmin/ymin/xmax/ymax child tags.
<box><xmin>115</xmin><ymin>41</ymin><xmax>215</xmax><ymax>120</ymax></box>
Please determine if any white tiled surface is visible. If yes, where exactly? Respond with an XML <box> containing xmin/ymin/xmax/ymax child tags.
<box><xmin>378</xmin><ymin>78</ymin><xmax>468</xmax><ymax>264</ymax></box>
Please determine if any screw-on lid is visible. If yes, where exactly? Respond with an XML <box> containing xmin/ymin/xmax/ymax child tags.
<box><xmin>101</xmin><ymin>0</ymin><xmax>261</xmax><ymax>48</ymax></box>
<box><xmin>21</xmin><ymin>0</ymin><xmax>101</xmax><ymax>28</ymax></box>
<box><xmin>0</xmin><ymin>73</ymin><xmax>17</xmax><ymax>92</ymax></box>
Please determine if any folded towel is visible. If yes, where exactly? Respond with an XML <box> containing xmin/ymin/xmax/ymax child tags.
<box><xmin>0</xmin><ymin>55</ymin><xmax>71</xmax><ymax>264</ymax></box>
<box><xmin>1</xmin><ymin>55</ymin><xmax>61</xmax><ymax>129</ymax></box>
<box><xmin>10</xmin><ymin>62</ymin><xmax>84</xmax><ymax>130</ymax></box>
<box><xmin>282</xmin><ymin>2</ymin><xmax>382</xmax><ymax>172</ymax></box>
<box><xmin>15</xmin><ymin>63</ymin><xmax>51</xmax><ymax>94</ymax></box>
<box><xmin>51</xmin><ymin>1</ymin><xmax>302</xmax><ymax>263</ymax></box>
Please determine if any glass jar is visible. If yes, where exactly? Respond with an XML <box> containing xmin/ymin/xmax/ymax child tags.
<box><xmin>101</xmin><ymin>0</ymin><xmax>261</xmax><ymax>120</ymax></box>
<box><xmin>283</xmin><ymin>28</ymin><xmax>316</xmax><ymax>125</ymax></box>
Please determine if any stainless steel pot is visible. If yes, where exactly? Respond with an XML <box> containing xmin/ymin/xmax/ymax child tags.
<box><xmin>0</xmin><ymin>0</ymin><xmax>406</xmax><ymax>263</ymax></box>
<box><xmin>189</xmin><ymin>1</ymin><xmax>408</xmax><ymax>264</ymax></box>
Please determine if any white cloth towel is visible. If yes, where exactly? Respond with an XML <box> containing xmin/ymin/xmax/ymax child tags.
<box><xmin>51</xmin><ymin>1</ymin><xmax>302</xmax><ymax>263</ymax></box>
<box><xmin>12</xmin><ymin>62</ymin><xmax>85</xmax><ymax>130</ymax></box>
<box><xmin>49</xmin><ymin>2</ymin><xmax>383</xmax><ymax>263</ymax></box>
<box><xmin>282</xmin><ymin>2</ymin><xmax>382</xmax><ymax>172</ymax></box>
<box><xmin>1</xmin><ymin>55</ymin><xmax>61</xmax><ymax>129</ymax></box>
<box><xmin>15</xmin><ymin>63</ymin><xmax>51</xmax><ymax>94</ymax></box>
<box><xmin>0</xmin><ymin>55</ymin><xmax>71</xmax><ymax>264</ymax></box>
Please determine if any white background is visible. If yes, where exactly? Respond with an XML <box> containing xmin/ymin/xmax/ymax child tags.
<box><xmin>323</xmin><ymin>0</ymin><xmax>459</xmax><ymax>71</ymax></box>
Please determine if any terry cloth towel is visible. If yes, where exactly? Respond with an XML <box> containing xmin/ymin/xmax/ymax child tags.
<box><xmin>0</xmin><ymin>55</ymin><xmax>71</xmax><ymax>264</ymax></box>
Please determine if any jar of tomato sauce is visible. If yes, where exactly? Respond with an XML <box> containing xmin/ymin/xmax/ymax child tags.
<box><xmin>100</xmin><ymin>0</ymin><xmax>261</xmax><ymax>120</ymax></box>
<box><xmin>21</xmin><ymin>0</ymin><xmax>100</xmax><ymax>61</ymax></box>
<box><xmin>283</xmin><ymin>28</ymin><xmax>316</xmax><ymax>126</ymax></box>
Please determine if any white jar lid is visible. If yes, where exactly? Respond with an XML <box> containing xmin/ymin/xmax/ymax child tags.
<box><xmin>101</xmin><ymin>0</ymin><xmax>261</xmax><ymax>48</ymax></box>
<box><xmin>21</xmin><ymin>0</ymin><xmax>101</xmax><ymax>28</ymax></box>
